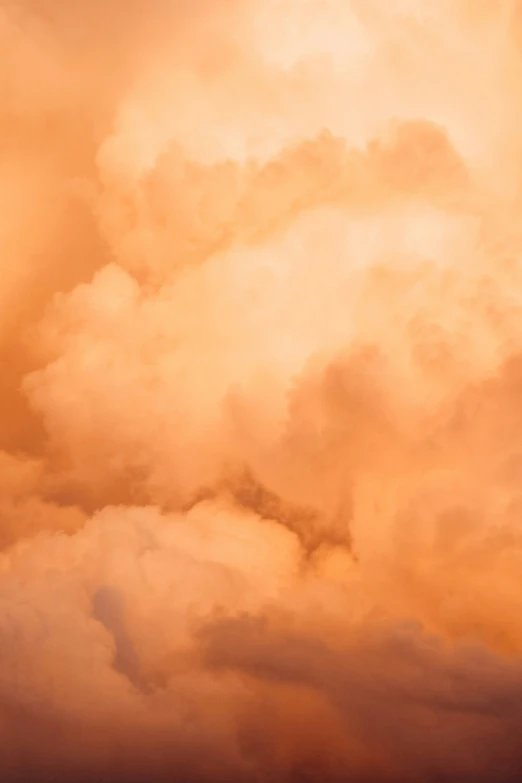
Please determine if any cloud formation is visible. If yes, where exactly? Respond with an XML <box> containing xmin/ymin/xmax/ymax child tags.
<box><xmin>2</xmin><ymin>1</ymin><xmax>522</xmax><ymax>780</ymax></box>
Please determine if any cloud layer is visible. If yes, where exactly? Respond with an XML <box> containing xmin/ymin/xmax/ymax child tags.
<box><xmin>2</xmin><ymin>1</ymin><xmax>522</xmax><ymax>780</ymax></box>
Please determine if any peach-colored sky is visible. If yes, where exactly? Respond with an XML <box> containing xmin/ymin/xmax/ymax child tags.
<box><xmin>2</xmin><ymin>1</ymin><xmax>522</xmax><ymax>781</ymax></box>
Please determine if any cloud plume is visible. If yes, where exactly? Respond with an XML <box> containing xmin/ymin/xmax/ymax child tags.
<box><xmin>2</xmin><ymin>1</ymin><xmax>522</xmax><ymax>780</ymax></box>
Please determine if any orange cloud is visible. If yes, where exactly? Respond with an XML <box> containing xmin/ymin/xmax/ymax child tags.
<box><xmin>2</xmin><ymin>1</ymin><xmax>522</xmax><ymax>781</ymax></box>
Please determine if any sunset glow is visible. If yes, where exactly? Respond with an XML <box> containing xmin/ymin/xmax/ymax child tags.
<box><xmin>2</xmin><ymin>2</ymin><xmax>522</xmax><ymax>781</ymax></box>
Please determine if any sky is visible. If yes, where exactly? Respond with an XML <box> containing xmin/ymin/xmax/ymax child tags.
<box><xmin>2</xmin><ymin>1</ymin><xmax>522</xmax><ymax>781</ymax></box>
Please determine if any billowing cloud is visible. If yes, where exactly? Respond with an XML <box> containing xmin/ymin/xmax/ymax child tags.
<box><xmin>2</xmin><ymin>1</ymin><xmax>522</xmax><ymax>781</ymax></box>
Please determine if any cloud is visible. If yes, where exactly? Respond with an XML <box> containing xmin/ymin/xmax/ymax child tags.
<box><xmin>2</xmin><ymin>0</ymin><xmax>522</xmax><ymax>780</ymax></box>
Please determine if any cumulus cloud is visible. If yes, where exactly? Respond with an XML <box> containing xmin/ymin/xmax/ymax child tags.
<box><xmin>2</xmin><ymin>0</ymin><xmax>522</xmax><ymax>781</ymax></box>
